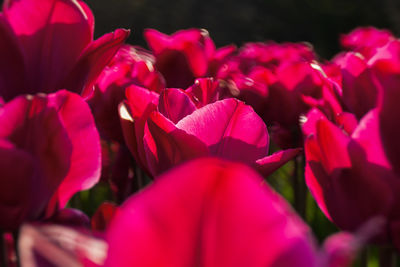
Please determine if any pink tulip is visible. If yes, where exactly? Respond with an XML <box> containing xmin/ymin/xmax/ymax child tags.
<box><xmin>144</xmin><ymin>28</ymin><xmax>233</xmax><ymax>88</ymax></box>
<box><xmin>368</xmin><ymin>40</ymin><xmax>400</xmax><ymax>178</ymax></box>
<box><xmin>104</xmin><ymin>158</ymin><xmax>358</xmax><ymax>267</ymax></box>
<box><xmin>18</xmin><ymin>159</ymin><xmax>372</xmax><ymax>266</ymax></box>
<box><xmin>340</xmin><ymin>27</ymin><xmax>394</xmax><ymax>60</ymax></box>
<box><xmin>89</xmin><ymin>45</ymin><xmax>165</xmax><ymax>142</ymax></box>
<box><xmin>0</xmin><ymin>90</ymin><xmax>101</xmax><ymax>230</ymax></box>
<box><xmin>120</xmin><ymin>82</ymin><xmax>300</xmax><ymax>177</ymax></box>
<box><xmin>218</xmin><ymin>42</ymin><xmax>332</xmax><ymax>148</ymax></box>
<box><xmin>302</xmin><ymin>108</ymin><xmax>400</xmax><ymax>244</ymax></box>
<box><xmin>0</xmin><ymin>0</ymin><xmax>129</xmax><ymax>101</ymax></box>
<box><xmin>332</xmin><ymin>52</ymin><xmax>378</xmax><ymax>119</ymax></box>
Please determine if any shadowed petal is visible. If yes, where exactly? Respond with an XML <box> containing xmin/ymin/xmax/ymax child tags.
<box><xmin>144</xmin><ymin>111</ymin><xmax>208</xmax><ymax>176</ymax></box>
<box><xmin>63</xmin><ymin>28</ymin><xmax>130</xmax><ymax>97</ymax></box>
<box><xmin>255</xmin><ymin>148</ymin><xmax>302</xmax><ymax>177</ymax></box>
<box><xmin>3</xmin><ymin>0</ymin><xmax>92</xmax><ymax>93</ymax></box>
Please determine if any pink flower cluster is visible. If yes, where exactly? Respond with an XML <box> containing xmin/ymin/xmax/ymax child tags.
<box><xmin>0</xmin><ymin>0</ymin><xmax>398</xmax><ymax>266</ymax></box>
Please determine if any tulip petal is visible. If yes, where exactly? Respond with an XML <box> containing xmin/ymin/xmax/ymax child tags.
<box><xmin>158</xmin><ymin>88</ymin><xmax>197</xmax><ymax>123</ymax></box>
<box><xmin>144</xmin><ymin>111</ymin><xmax>209</xmax><ymax>176</ymax></box>
<box><xmin>3</xmin><ymin>0</ymin><xmax>92</xmax><ymax>93</ymax></box>
<box><xmin>351</xmin><ymin>109</ymin><xmax>391</xmax><ymax>168</ymax></box>
<box><xmin>120</xmin><ymin>85</ymin><xmax>158</xmax><ymax>174</ymax></box>
<box><xmin>176</xmin><ymin>98</ymin><xmax>269</xmax><ymax>163</ymax></box>
<box><xmin>0</xmin><ymin>94</ymin><xmax>73</xmax><ymax>229</ymax></box>
<box><xmin>63</xmin><ymin>28</ymin><xmax>130</xmax><ymax>97</ymax></box>
<box><xmin>48</xmin><ymin>90</ymin><xmax>101</xmax><ymax>208</ymax></box>
<box><xmin>255</xmin><ymin>148</ymin><xmax>302</xmax><ymax>177</ymax></box>
<box><xmin>316</xmin><ymin>119</ymin><xmax>351</xmax><ymax>173</ymax></box>
<box><xmin>0</xmin><ymin>15</ymin><xmax>28</xmax><ymax>100</ymax></box>
<box><xmin>106</xmin><ymin>158</ymin><xmax>317</xmax><ymax>267</ymax></box>
<box><xmin>304</xmin><ymin>136</ymin><xmax>332</xmax><ymax>220</ymax></box>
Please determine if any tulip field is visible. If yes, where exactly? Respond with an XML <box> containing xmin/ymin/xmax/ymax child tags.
<box><xmin>1</xmin><ymin>0</ymin><xmax>400</xmax><ymax>266</ymax></box>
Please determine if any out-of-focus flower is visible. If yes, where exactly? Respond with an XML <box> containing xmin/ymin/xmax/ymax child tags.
<box><xmin>302</xmin><ymin>108</ymin><xmax>400</xmax><ymax>244</ymax></box>
<box><xmin>104</xmin><ymin>158</ymin><xmax>358</xmax><ymax>267</ymax></box>
<box><xmin>0</xmin><ymin>0</ymin><xmax>129</xmax><ymax>101</ymax></box>
<box><xmin>18</xmin><ymin>159</ymin><xmax>376</xmax><ymax>266</ymax></box>
<box><xmin>0</xmin><ymin>90</ymin><xmax>101</xmax><ymax>230</ymax></box>
<box><xmin>340</xmin><ymin>27</ymin><xmax>394</xmax><ymax>60</ymax></box>
<box><xmin>120</xmin><ymin>79</ymin><xmax>300</xmax><ymax>177</ymax></box>
<box><xmin>144</xmin><ymin>28</ymin><xmax>234</xmax><ymax>88</ymax></box>
<box><xmin>218</xmin><ymin>42</ymin><xmax>334</xmax><ymax>148</ymax></box>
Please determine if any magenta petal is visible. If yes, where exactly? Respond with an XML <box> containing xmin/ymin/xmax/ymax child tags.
<box><xmin>334</xmin><ymin>52</ymin><xmax>377</xmax><ymax>118</ymax></box>
<box><xmin>106</xmin><ymin>158</ymin><xmax>317</xmax><ymax>267</ymax></box>
<box><xmin>304</xmin><ymin>136</ymin><xmax>332</xmax><ymax>221</ymax></box>
<box><xmin>301</xmin><ymin>108</ymin><xmax>327</xmax><ymax>138</ymax></box>
<box><xmin>158</xmin><ymin>88</ymin><xmax>197</xmax><ymax>123</ymax></box>
<box><xmin>316</xmin><ymin>119</ymin><xmax>351</xmax><ymax>173</ymax></box>
<box><xmin>330</xmin><ymin>142</ymin><xmax>397</xmax><ymax>231</ymax></box>
<box><xmin>144</xmin><ymin>111</ymin><xmax>209</xmax><ymax>176</ymax></box>
<box><xmin>351</xmin><ymin>109</ymin><xmax>391</xmax><ymax>168</ymax></box>
<box><xmin>143</xmin><ymin>28</ymin><xmax>170</xmax><ymax>55</ymax></box>
<box><xmin>255</xmin><ymin>148</ymin><xmax>302</xmax><ymax>177</ymax></box>
<box><xmin>0</xmin><ymin>94</ymin><xmax>72</xmax><ymax>229</ymax></box>
<box><xmin>63</xmin><ymin>28</ymin><xmax>130</xmax><ymax>97</ymax></box>
<box><xmin>0</xmin><ymin>143</ymin><xmax>42</xmax><ymax>229</ymax></box>
<box><xmin>185</xmin><ymin>78</ymin><xmax>220</xmax><ymax>106</ymax></box>
<box><xmin>120</xmin><ymin>85</ymin><xmax>159</xmax><ymax>174</ymax></box>
<box><xmin>176</xmin><ymin>98</ymin><xmax>269</xmax><ymax>163</ymax></box>
<box><xmin>375</xmin><ymin>69</ymin><xmax>400</xmax><ymax>175</ymax></box>
<box><xmin>4</xmin><ymin>0</ymin><xmax>92</xmax><ymax>93</ymax></box>
<box><xmin>0</xmin><ymin>15</ymin><xmax>28</xmax><ymax>100</ymax></box>
<box><xmin>335</xmin><ymin>112</ymin><xmax>358</xmax><ymax>135</ymax></box>
<box><xmin>48</xmin><ymin>90</ymin><xmax>101</xmax><ymax>208</ymax></box>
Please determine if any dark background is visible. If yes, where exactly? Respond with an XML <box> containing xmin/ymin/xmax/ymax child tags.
<box><xmin>85</xmin><ymin>0</ymin><xmax>400</xmax><ymax>59</ymax></box>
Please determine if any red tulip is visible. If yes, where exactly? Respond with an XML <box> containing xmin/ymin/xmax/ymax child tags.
<box><xmin>89</xmin><ymin>45</ymin><xmax>165</xmax><ymax>142</ymax></box>
<box><xmin>120</xmin><ymin>83</ymin><xmax>300</xmax><ymax>177</ymax></box>
<box><xmin>332</xmin><ymin>52</ymin><xmax>378</xmax><ymax>119</ymax></box>
<box><xmin>17</xmin><ymin>159</ymin><xmax>372</xmax><ymax>266</ymax></box>
<box><xmin>0</xmin><ymin>90</ymin><xmax>101</xmax><ymax>230</ymax></box>
<box><xmin>340</xmin><ymin>27</ymin><xmax>394</xmax><ymax>60</ymax></box>
<box><xmin>302</xmin><ymin>108</ymin><xmax>400</xmax><ymax>243</ymax></box>
<box><xmin>144</xmin><ymin>28</ymin><xmax>232</xmax><ymax>88</ymax></box>
<box><xmin>0</xmin><ymin>0</ymin><xmax>129</xmax><ymax>101</ymax></box>
<box><xmin>218</xmin><ymin>42</ymin><xmax>332</xmax><ymax>148</ymax></box>
<box><xmin>368</xmin><ymin>40</ymin><xmax>400</xmax><ymax>178</ymax></box>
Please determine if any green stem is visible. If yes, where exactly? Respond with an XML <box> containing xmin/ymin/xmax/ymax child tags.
<box><xmin>293</xmin><ymin>155</ymin><xmax>306</xmax><ymax>218</ymax></box>
<box><xmin>379</xmin><ymin>245</ymin><xmax>396</xmax><ymax>267</ymax></box>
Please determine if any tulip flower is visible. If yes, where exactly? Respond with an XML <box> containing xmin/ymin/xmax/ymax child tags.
<box><xmin>120</xmin><ymin>81</ymin><xmax>300</xmax><ymax>177</ymax></box>
<box><xmin>217</xmin><ymin>41</ymin><xmax>335</xmax><ymax>148</ymax></box>
<box><xmin>18</xmin><ymin>159</ymin><xmax>375</xmax><ymax>266</ymax></box>
<box><xmin>368</xmin><ymin>40</ymin><xmax>400</xmax><ymax>178</ymax></box>
<box><xmin>0</xmin><ymin>0</ymin><xmax>129</xmax><ymax>101</ymax></box>
<box><xmin>89</xmin><ymin>45</ymin><xmax>165</xmax><ymax>142</ymax></box>
<box><xmin>340</xmin><ymin>27</ymin><xmax>394</xmax><ymax>60</ymax></box>
<box><xmin>332</xmin><ymin>52</ymin><xmax>378</xmax><ymax>119</ymax></box>
<box><xmin>102</xmin><ymin>158</ymin><xmax>368</xmax><ymax>267</ymax></box>
<box><xmin>105</xmin><ymin>158</ymin><xmax>319</xmax><ymax>266</ymax></box>
<box><xmin>302</xmin><ymin>108</ymin><xmax>400</xmax><ymax>244</ymax></box>
<box><xmin>0</xmin><ymin>90</ymin><xmax>101</xmax><ymax>230</ymax></box>
<box><xmin>144</xmin><ymin>28</ymin><xmax>234</xmax><ymax>88</ymax></box>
